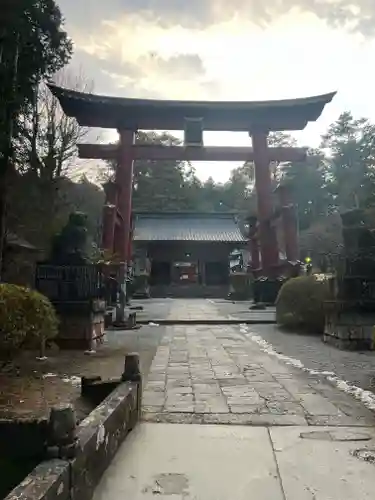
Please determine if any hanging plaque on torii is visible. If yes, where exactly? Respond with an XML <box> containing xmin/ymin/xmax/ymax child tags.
<box><xmin>184</xmin><ymin>117</ymin><xmax>204</xmax><ymax>147</ymax></box>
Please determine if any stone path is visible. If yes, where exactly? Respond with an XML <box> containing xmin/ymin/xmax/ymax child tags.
<box><xmin>165</xmin><ymin>299</ymin><xmax>226</xmax><ymax>321</ymax></box>
<box><xmin>93</xmin><ymin>423</ymin><xmax>375</xmax><ymax>500</ymax></box>
<box><xmin>135</xmin><ymin>298</ymin><xmax>276</xmax><ymax>323</ymax></box>
<box><xmin>143</xmin><ymin>324</ymin><xmax>375</xmax><ymax>426</ymax></box>
<box><xmin>93</xmin><ymin>300</ymin><xmax>375</xmax><ymax>500</ymax></box>
<box><xmin>136</xmin><ymin>299</ymin><xmax>375</xmax><ymax>393</ymax></box>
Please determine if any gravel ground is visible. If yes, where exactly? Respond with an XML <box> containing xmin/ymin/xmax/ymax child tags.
<box><xmin>248</xmin><ymin>324</ymin><xmax>375</xmax><ymax>392</ymax></box>
<box><xmin>0</xmin><ymin>325</ymin><xmax>165</xmax><ymax>421</ymax></box>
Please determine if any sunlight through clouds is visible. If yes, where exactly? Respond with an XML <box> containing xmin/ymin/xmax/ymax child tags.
<box><xmin>57</xmin><ymin>0</ymin><xmax>375</xmax><ymax>182</ymax></box>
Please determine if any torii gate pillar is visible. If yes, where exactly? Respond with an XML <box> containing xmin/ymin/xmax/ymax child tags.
<box><xmin>251</xmin><ymin>132</ymin><xmax>279</xmax><ymax>274</ymax></box>
<box><xmin>117</xmin><ymin>129</ymin><xmax>135</xmax><ymax>264</ymax></box>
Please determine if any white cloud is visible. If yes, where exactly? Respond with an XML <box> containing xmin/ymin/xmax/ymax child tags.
<box><xmin>57</xmin><ymin>0</ymin><xmax>375</xmax><ymax>182</ymax></box>
<box><xmin>59</xmin><ymin>0</ymin><xmax>375</xmax><ymax>35</ymax></box>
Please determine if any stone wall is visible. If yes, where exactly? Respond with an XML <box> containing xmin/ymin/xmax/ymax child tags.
<box><xmin>56</xmin><ymin>311</ymin><xmax>105</xmax><ymax>350</ymax></box>
<box><xmin>324</xmin><ymin>310</ymin><xmax>375</xmax><ymax>350</ymax></box>
<box><xmin>4</xmin><ymin>354</ymin><xmax>142</xmax><ymax>500</ymax></box>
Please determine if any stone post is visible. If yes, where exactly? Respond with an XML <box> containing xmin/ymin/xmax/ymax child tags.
<box><xmin>122</xmin><ymin>353</ymin><xmax>141</xmax><ymax>382</ymax></box>
<box><xmin>122</xmin><ymin>353</ymin><xmax>142</xmax><ymax>421</ymax></box>
<box><xmin>47</xmin><ymin>404</ymin><xmax>77</xmax><ymax>459</ymax></box>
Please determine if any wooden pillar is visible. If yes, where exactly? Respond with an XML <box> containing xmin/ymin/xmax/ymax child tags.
<box><xmin>113</xmin><ymin>222</ymin><xmax>122</xmax><ymax>256</ymax></box>
<box><xmin>249</xmin><ymin>236</ymin><xmax>260</xmax><ymax>269</ymax></box>
<box><xmin>127</xmin><ymin>213</ymin><xmax>133</xmax><ymax>264</ymax></box>
<box><xmin>101</xmin><ymin>181</ymin><xmax>118</xmax><ymax>253</ymax></box>
<box><xmin>251</xmin><ymin>132</ymin><xmax>279</xmax><ymax>272</ymax></box>
<box><xmin>200</xmin><ymin>260</ymin><xmax>206</xmax><ymax>285</ymax></box>
<box><xmin>278</xmin><ymin>185</ymin><xmax>299</xmax><ymax>262</ymax></box>
<box><xmin>116</xmin><ymin>130</ymin><xmax>135</xmax><ymax>264</ymax></box>
<box><xmin>101</xmin><ymin>206</ymin><xmax>115</xmax><ymax>252</ymax></box>
<box><xmin>247</xmin><ymin>216</ymin><xmax>260</xmax><ymax>269</ymax></box>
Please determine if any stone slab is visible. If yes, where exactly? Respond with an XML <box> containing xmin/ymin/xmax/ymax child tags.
<box><xmin>4</xmin><ymin>460</ymin><xmax>70</xmax><ymax>500</ymax></box>
<box><xmin>92</xmin><ymin>423</ymin><xmax>284</xmax><ymax>500</ymax></box>
<box><xmin>270</xmin><ymin>426</ymin><xmax>375</xmax><ymax>499</ymax></box>
<box><xmin>296</xmin><ymin>393</ymin><xmax>343</xmax><ymax>416</ymax></box>
<box><xmin>71</xmin><ymin>382</ymin><xmax>139</xmax><ymax>500</ymax></box>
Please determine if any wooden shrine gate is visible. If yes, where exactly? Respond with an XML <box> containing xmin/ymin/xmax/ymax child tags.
<box><xmin>49</xmin><ymin>85</ymin><xmax>336</xmax><ymax>277</ymax></box>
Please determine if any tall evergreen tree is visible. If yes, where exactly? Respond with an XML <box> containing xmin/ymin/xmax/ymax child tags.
<box><xmin>0</xmin><ymin>0</ymin><xmax>72</xmax><ymax>275</ymax></box>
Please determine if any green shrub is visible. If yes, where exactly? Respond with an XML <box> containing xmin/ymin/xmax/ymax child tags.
<box><xmin>0</xmin><ymin>284</ymin><xmax>58</xmax><ymax>360</ymax></box>
<box><xmin>276</xmin><ymin>276</ymin><xmax>331</xmax><ymax>333</ymax></box>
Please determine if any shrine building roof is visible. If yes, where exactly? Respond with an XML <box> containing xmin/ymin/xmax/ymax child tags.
<box><xmin>48</xmin><ymin>84</ymin><xmax>336</xmax><ymax>132</ymax></box>
<box><xmin>133</xmin><ymin>212</ymin><xmax>247</xmax><ymax>243</ymax></box>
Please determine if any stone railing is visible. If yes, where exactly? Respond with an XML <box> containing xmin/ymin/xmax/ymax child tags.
<box><xmin>4</xmin><ymin>354</ymin><xmax>142</xmax><ymax>500</ymax></box>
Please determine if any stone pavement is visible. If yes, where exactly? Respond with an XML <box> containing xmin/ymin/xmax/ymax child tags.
<box><xmin>143</xmin><ymin>323</ymin><xmax>375</xmax><ymax>426</ymax></box>
<box><xmin>93</xmin><ymin>300</ymin><xmax>375</xmax><ymax>500</ymax></box>
<box><xmin>93</xmin><ymin>423</ymin><xmax>375</xmax><ymax>500</ymax></box>
<box><xmin>135</xmin><ymin>297</ymin><xmax>276</xmax><ymax>323</ymax></box>
<box><xmin>135</xmin><ymin>299</ymin><xmax>375</xmax><ymax>395</ymax></box>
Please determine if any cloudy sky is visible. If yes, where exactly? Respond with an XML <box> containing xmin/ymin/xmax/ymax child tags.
<box><xmin>57</xmin><ymin>0</ymin><xmax>375</xmax><ymax>182</ymax></box>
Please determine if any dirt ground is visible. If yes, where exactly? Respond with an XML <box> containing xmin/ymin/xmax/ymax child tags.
<box><xmin>0</xmin><ymin>325</ymin><xmax>164</xmax><ymax>421</ymax></box>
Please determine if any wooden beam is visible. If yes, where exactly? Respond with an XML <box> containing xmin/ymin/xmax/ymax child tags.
<box><xmin>78</xmin><ymin>144</ymin><xmax>307</xmax><ymax>163</ymax></box>
<box><xmin>79</xmin><ymin>144</ymin><xmax>117</xmax><ymax>161</ymax></box>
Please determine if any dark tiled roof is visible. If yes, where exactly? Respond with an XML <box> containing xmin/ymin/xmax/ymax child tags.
<box><xmin>48</xmin><ymin>83</ymin><xmax>336</xmax><ymax>132</ymax></box>
<box><xmin>133</xmin><ymin>213</ymin><xmax>247</xmax><ymax>243</ymax></box>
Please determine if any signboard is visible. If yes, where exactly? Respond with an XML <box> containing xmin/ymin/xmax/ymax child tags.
<box><xmin>35</xmin><ymin>264</ymin><xmax>103</xmax><ymax>302</ymax></box>
<box><xmin>184</xmin><ymin>117</ymin><xmax>203</xmax><ymax>146</ymax></box>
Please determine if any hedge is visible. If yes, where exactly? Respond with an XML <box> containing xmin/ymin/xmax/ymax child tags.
<box><xmin>276</xmin><ymin>275</ymin><xmax>331</xmax><ymax>333</ymax></box>
<box><xmin>0</xmin><ymin>284</ymin><xmax>58</xmax><ymax>360</ymax></box>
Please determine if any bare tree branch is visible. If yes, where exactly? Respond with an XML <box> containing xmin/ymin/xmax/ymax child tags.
<box><xmin>17</xmin><ymin>66</ymin><xmax>93</xmax><ymax>180</ymax></box>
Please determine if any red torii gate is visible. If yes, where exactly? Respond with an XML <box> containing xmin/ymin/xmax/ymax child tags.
<box><xmin>48</xmin><ymin>84</ymin><xmax>335</xmax><ymax>275</ymax></box>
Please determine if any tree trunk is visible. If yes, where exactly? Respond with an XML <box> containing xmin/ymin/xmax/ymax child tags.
<box><xmin>0</xmin><ymin>38</ymin><xmax>19</xmax><ymax>281</ymax></box>
<box><xmin>0</xmin><ymin>174</ymin><xmax>7</xmax><ymax>281</ymax></box>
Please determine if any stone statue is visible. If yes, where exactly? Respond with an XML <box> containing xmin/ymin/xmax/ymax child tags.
<box><xmin>50</xmin><ymin>211</ymin><xmax>89</xmax><ymax>265</ymax></box>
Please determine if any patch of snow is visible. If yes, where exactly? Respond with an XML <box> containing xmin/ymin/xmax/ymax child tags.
<box><xmin>241</xmin><ymin>325</ymin><xmax>375</xmax><ymax>412</ymax></box>
<box><xmin>96</xmin><ymin>424</ymin><xmax>106</xmax><ymax>450</ymax></box>
<box><xmin>19</xmin><ymin>477</ymin><xmax>33</xmax><ymax>487</ymax></box>
<box><xmin>62</xmin><ymin>375</ymin><xmax>81</xmax><ymax>387</ymax></box>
